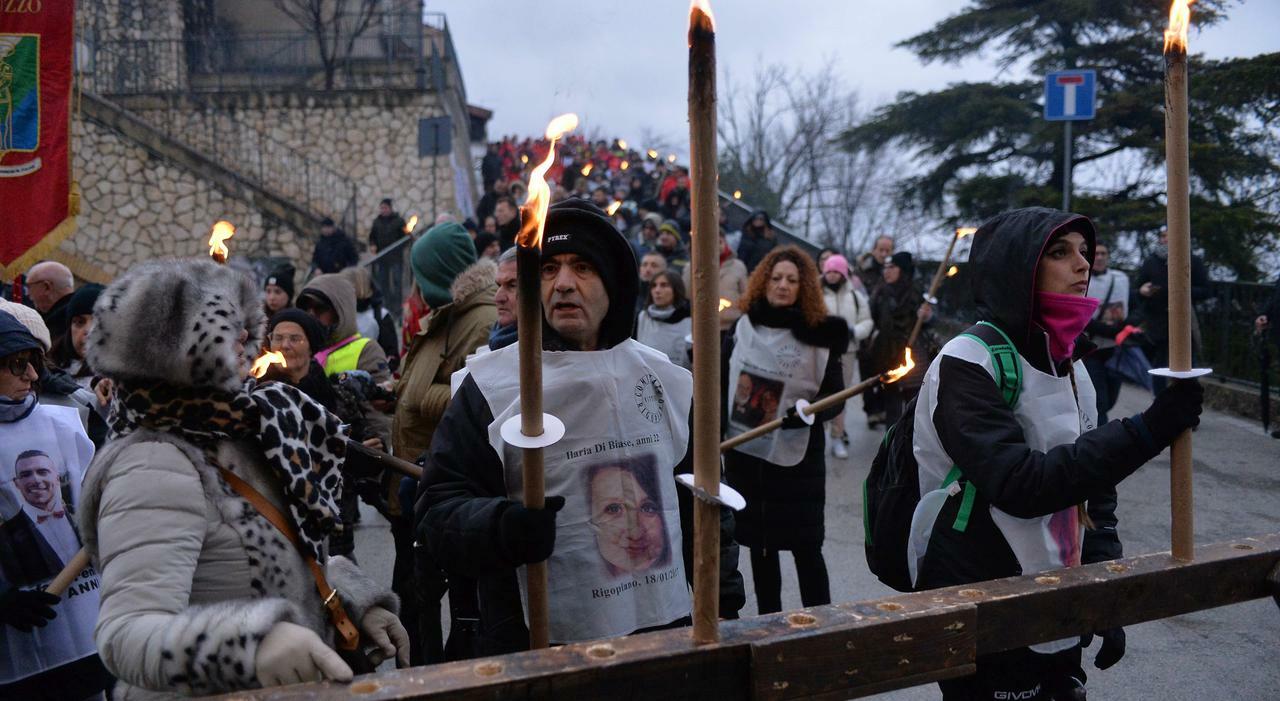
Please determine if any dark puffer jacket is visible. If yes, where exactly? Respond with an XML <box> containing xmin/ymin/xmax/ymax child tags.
<box><xmin>736</xmin><ymin>210</ymin><xmax>778</xmax><ymax>273</ymax></box>
<box><xmin>868</xmin><ymin>278</ymin><xmax>926</xmax><ymax>387</ymax></box>
<box><xmin>722</xmin><ymin>304</ymin><xmax>847</xmax><ymax>551</ymax></box>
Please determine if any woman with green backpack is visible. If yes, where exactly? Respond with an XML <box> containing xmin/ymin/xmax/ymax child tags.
<box><xmin>904</xmin><ymin>207</ymin><xmax>1204</xmax><ymax>700</ymax></box>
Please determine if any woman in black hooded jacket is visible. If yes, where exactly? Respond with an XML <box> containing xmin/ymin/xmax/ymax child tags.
<box><xmin>722</xmin><ymin>246</ymin><xmax>846</xmax><ymax>615</ymax></box>
<box><xmin>910</xmin><ymin>207</ymin><xmax>1204</xmax><ymax>700</ymax></box>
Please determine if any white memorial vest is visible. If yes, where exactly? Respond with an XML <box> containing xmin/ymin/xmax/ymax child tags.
<box><xmin>464</xmin><ymin>339</ymin><xmax>693</xmax><ymax>643</ymax></box>
<box><xmin>911</xmin><ymin>336</ymin><xmax>1098</xmax><ymax>653</ymax></box>
<box><xmin>0</xmin><ymin>403</ymin><xmax>100</xmax><ymax>683</ymax></box>
<box><xmin>635</xmin><ymin>310</ymin><xmax>692</xmax><ymax>370</ymax></box>
<box><xmin>725</xmin><ymin>316</ymin><xmax>827</xmax><ymax>467</ymax></box>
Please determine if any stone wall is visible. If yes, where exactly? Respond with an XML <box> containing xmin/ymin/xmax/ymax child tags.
<box><xmin>62</xmin><ymin>116</ymin><xmax>311</xmax><ymax>282</ymax></box>
<box><xmin>116</xmin><ymin>89</ymin><xmax>472</xmax><ymax>243</ymax></box>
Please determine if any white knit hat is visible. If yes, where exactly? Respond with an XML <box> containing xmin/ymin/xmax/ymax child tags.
<box><xmin>0</xmin><ymin>299</ymin><xmax>51</xmax><ymax>352</ymax></box>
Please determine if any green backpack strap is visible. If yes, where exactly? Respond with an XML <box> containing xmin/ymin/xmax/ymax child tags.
<box><xmin>960</xmin><ymin>321</ymin><xmax>1023</xmax><ymax>409</ymax></box>
<box><xmin>943</xmin><ymin>321</ymin><xmax>1022</xmax><ymax>532</ymax></box>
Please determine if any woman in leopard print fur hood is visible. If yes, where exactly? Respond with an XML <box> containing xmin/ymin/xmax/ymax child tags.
<box><xmin>77</xmin><ymin>259</ymin><xmax>408</xmax><ymax>698</ymax></box>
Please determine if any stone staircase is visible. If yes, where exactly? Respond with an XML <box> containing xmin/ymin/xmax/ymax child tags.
<box><xmin>80</xmin><ymin>40</ymin><xmax>360</xmax><ymax>238</ymax></box>
<box><xmin>79</xmin><ymin>90</ymin><xmax>322</xmax><ymax>239</ymax></box>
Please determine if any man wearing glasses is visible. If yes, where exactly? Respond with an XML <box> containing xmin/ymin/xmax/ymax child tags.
<box><xmin>23</xmin><ymin>262</ymin><xmax>76</xmax><ymax>346</ymax></box>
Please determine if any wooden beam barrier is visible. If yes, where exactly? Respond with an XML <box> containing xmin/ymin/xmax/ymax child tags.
<box><xmin>218</xmin><ymin>533</ymin><xmax>1280</xmax><ymax>700</ymax></box>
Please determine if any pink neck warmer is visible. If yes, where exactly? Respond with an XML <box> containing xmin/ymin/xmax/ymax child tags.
<box><xmin>1034</xmin><ymin>291</ymin><xmax>1100</xmax><ymax>362</ymax></box>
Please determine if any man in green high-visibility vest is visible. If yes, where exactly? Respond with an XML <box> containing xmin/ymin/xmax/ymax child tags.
<box><xmin>296</xmin><ymin>274</ymin><xmax>393</xmax><ymax>446</ymax></box>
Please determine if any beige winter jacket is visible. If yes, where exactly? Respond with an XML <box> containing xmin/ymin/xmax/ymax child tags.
<box><xmin>80</xmin><ymin>431</ymin><xmax>396</xmax><ymax>699</ymax></box>
<box><xmin>683</xmin><ymin>255</ymin><xmax>748</xmax><ymax>331</ymax></box>
<box><xmin>393</xmin><ymin>260</ymin><xmax>496</xmax><ymax>461</ymax></box>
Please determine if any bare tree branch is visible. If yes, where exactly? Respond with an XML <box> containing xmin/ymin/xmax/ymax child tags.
<box><xmin>272</xmin><ymin>0</ymin><xmax>383</xmax><ymax>89</ymax></box>
<box><xmin>718</xmin><ymin>59</ymin><xmax>910</xmax><ymax>255</ymax></box>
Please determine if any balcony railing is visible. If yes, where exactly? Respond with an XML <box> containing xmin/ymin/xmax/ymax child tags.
<box><xmin>80</xmin><ymin>12</ymin><xmax>459</xmax><ymax>95</ymax></box>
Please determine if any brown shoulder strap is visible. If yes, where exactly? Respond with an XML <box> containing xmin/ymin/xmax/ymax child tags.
<box><xmin>218</xmin><ymin>468</ymin><xmax>360</xmax><ymax>651</ymax></box>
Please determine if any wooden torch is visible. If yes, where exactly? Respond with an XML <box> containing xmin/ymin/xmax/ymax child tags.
<box><xmin>687</xmin><ymin>0</ymin><xmax>720</xmax><ymax>645</ymax></box>
<box><xmin>907</xmin><ymin>227</ymin><xmax>975</xmax><ymax>348</ymax></box>
<box><xmin>1162</xmin><ymin>0</ymin><xmax>1204</xmax><ymax>562</ymax></box>
<box><xmin>720</xmin><ymin>350</ymin><xmax>915</xmax><ymax>453</ymax></box>
<box><xmin>513</xmin><ymin>113</ymin><xmax>578</xmax><ymax>648</ymax></box>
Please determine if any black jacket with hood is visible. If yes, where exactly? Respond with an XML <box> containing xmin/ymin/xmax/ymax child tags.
<box><xmin>415</xmin><ymin>200</ymin><xmax>745</xmax><ymax>657</ymax></box>
<box><xmin>736</xmin><ymin>210</ymin><xmax>778</xmax><ymax>273</ymax></box>
<box><xmin>915</xmin><ymin>208</ymin><xmax>1165</xmax><ymax>590</ymax></box>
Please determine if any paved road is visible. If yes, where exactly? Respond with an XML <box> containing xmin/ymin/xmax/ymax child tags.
<box><xmin>355</xmin><ymin>383</ymin><xmax>1280</xmax><ymax>699</ymax></box>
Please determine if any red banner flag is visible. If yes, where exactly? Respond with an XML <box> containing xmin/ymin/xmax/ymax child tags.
<box><xmin>1</xmin><ymin>0</ymin><xmax>76</xmax><ymax>278</ymax></box>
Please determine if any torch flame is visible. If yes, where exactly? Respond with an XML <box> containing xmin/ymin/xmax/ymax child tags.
<box><xmin>647</xmin><ymin>149</ymin><xmax>658</xmax><ymax>159</ymax></box>
<box><xmin>882</xmin><ymin>348</ymin><xmax>915</xmax><ymax>384</ymax></box>
<box><xmin>718</xmin><ymin>297</ymin><xmax>732</xmax><ymax>312</ymax></box>
<box><xmin>1164</xmin><ymin>0</ymin><xmax>1192</xmax><ymax>53</ymax></box>
<box><xmin>517</xmin><ymin>113</ymin><xmax>579</xmax><ymax>249</ymax></box>
<box><xmin>688</xmin><ymin>0</ymin><xmax>716</xmax><ymax>44</ymax></box>
<box><xmin>404</xmin><ymin>214</ymin><xmax>419</xmax><ymax>234</ymax></box>
<box><xmin>520</xmin><ymin>154</ymin><xmax>529</xmax><ymax>164</ymax></box>
<box><xmin>250</xmin><ymin>350</ymin><xmax>287</xmax><ymax>379</ymax></box>
<box><xmin>208</xmin><ymin>220</ymin><xmax>236</xmax><ymax>260</ymax></box>
<box><xmin>617</xmin><ymin>139</ymin><xmax>628</xmax><ymax>150</ymax></box>
<box><xmin>733</xmin><ymin>190</ymin><xmax>742</xmax><ymax>199</ymax></box>
<box><xmin>947</xmin><ymin>265</ymin><xmax>959</xmax><ymax>278</ymax></box>
<box><xmin>956</xmin><ymin>226</ymin><xmax>977</xmax><ymax>239</ymax></box>
<box><xmin>606</xmin><ymin>201</ymin><xmax>622</xmax><ymax>216</ymax></box>
<box><xmin>620</xmin><ymin>160</ymin><xmax>630</xmax><ymax>170</ymax></box>
<box><xmin>667</xmin><ymin>154</ymin><xmax>678</xmax><ymax>163</ymax></box>
<box><xmin>581</xmin><ymin>163</ymin><xmax>593</xmax><ymax>177</ymax></box>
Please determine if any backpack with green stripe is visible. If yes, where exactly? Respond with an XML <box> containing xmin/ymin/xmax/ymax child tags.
<box><xmin>863</xmin><ymin>321</ymin><xmax>1021</xmax><ymax>592</ymax></box>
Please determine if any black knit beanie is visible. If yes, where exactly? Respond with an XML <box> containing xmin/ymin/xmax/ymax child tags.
<box><xmin>265</xmin><ymin>264</ymin><xmax>296</xmax><ymax>301</ymax></box>
<box><xmin>65</xmin><ymin>283</ymin><xmax>105</xmax><ymax>320</ymax></box>
<box><xmin>890</xmin><ymin>251</ymin><xmax>915</xmax><ymax>277</ymax></box>
<box><xmin>541</xmin><ymin>198</ymin><xmax>638</xmax><ymax>348</ymax></box>
<box><xmin>268</xmin><ymin>307</ymin><xmax>327</xmax><ymax>355</ymax></box>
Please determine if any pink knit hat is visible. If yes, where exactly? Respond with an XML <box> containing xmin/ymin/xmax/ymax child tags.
<box><xmin>821</xmin><ymin>254</ymin><xmax>850</xmax><ymax>278</ymax></box>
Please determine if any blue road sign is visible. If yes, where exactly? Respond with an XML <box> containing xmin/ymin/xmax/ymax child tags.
<box><xmin>1044</xmin><ymin>70</ymin><xmax>1097</xmax><ymax>121</ymax></box>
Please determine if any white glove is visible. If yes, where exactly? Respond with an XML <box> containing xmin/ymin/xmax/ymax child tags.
<box><xmin>255</xmin><ymin>621</ymin><xmax>353</xmax><ymax>687</ymax></box>
<box><xmin>360</xmin><ymin>606</ymin><xmax>411</xmax><ymax>668</ymax></box>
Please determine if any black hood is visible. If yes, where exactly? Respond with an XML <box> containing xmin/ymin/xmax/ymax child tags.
<box><xmin>742</xmin><ymin>209</ymin><xmax>772</xmax><ymax>235</ymax></box>
<box><xmin>969</xmin><ymin>207</ymin><xmax>1096</xmax><ymax>349</ymax></box>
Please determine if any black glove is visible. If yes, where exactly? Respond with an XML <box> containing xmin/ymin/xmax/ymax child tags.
<box><xmin>1140</xmin><ymin>379</ymin><xmax>1204</xmax><ymax>448</ymax></box>
<box><xmin>1081</xmin><ymin>627</ymin><xmax>1126</xmax><ymax>670</ymax></box>
<box><xmin>780</xmin><ymin>406</ymin><xmax>808</xmax><ymax>430</ymax></box>
<box><xmin>499</xmin><ymin>496</ymin><xmax>566</xmax><ymax>565</ymax></box>
<box><xmin>0</xmin><ymin>588</ymin><xmax>60</xmax><ymax>632</ymax></box>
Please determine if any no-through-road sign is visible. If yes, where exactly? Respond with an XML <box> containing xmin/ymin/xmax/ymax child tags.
<box><xmin>1044</xmin><ymin>70</ymin><xmax>1097</xmax><ymax>121</ymax></box>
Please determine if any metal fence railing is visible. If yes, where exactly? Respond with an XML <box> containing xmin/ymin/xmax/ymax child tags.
<box><xmin>81</xmin><ymin>11</ymin><xmax>457</xmax><ymax>94</ymax></box>
<box><xmin>363</xmin><ymin>235</ymin><xmax>412</xmax><ymax>326</ymax></box>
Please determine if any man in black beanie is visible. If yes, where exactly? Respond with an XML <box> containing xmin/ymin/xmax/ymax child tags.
<box><xmin>415</xmin><ymin>199</ymin><xmax>743</xmax><ymax>658</ymax></box>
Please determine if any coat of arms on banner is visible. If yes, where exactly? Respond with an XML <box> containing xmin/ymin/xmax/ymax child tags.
<box><xmin>0</xmin><ymin>34</ymin><xmax>41</xmax><ymax>177</ymax></box>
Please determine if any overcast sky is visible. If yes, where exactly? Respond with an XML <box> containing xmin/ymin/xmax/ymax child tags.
<box><xmin>430</xmin><ymin>0</ymin><xmax>1278</xmax><ymax>152</ymax></box>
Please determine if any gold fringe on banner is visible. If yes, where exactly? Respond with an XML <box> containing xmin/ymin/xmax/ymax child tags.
<box><xmin>2</xmin><ymin>181</ymin><xmax>82</xmax><ymax>281</ymax></box>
